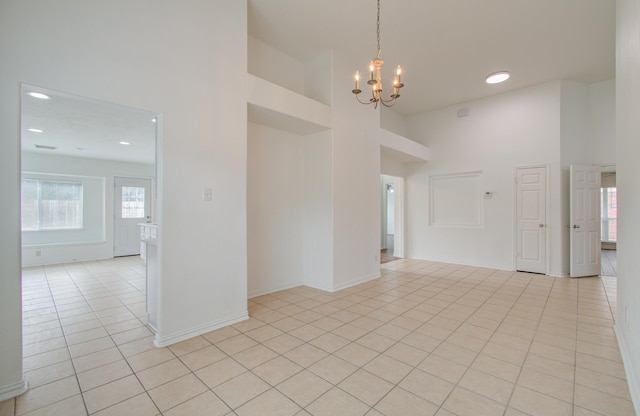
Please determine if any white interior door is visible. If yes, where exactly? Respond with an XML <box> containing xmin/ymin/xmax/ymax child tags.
<box><xmin>570</xmin><ymin>165</ymin><xmax>601</xmax><ymax>277</ymax></box>
<box><xmin>515</xmin><ymin>166</ymin><xmax>547</xmax><ymax>274</ymax></box>
<box><xmin>114</xmin><ymin>177</ymin><xmax>151</xmax><ymax>257</ymax></box>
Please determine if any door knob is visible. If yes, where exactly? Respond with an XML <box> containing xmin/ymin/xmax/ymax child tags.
<box><xmin>573</xmin><ymin>224</ymin><xmax>580</xmax><ymax>229</ymax></box>
<box><xmin>539</xmin><ymin>224</ymin><xmax>545</xmax><ymax>228</ymax></box>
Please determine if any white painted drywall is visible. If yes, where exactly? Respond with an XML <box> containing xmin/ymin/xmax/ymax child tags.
<box><xmin>248</xmin><ymin>36</ymin><xmax>306</xmax><ymax>95</ymax></box>
<box><xmin>589</xmin><ymin>79</ymin><xmax>616</xmax><ymax>166</ymax></box>
<box><xmin>21</xmin><ymin>152</ymin><xmax>154</xmax><ymax>267</ymax></box>
<box><xmin>247</xmin><ymin>122</ymin><xmax>304</xmax><ymax>297</ymax></box>
<box><xmin>1</xmin><ymin>0</ymin><xmax>249</xmax><ymax>361</ymax></box>
<box><xmin>615</xmin><ymin>0</ymin><xmax>640</xmax><ymax>411</ymax></box>
<box><xmin>405</xmin><ymin>82</ymin><xmax>563</xmax><ymax>272</ymax></box>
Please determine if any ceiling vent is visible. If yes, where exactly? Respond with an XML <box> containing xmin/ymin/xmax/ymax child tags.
<box><xmin>34</xmin><ymin>144</ymin><xmax>57</xmax><ymax>150</ymax></box>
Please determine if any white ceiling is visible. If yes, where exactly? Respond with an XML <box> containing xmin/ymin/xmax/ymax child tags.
<box><xmin>248</xmin><ymin>0</ymin><xmax>615</xmax><ymax>115</ymax></box>
<box><xmin>21</xmin><ymin>86</ymin><xmax>157</xmax><ymax>165</ymax></box>
<box><xmin>21</xmin><ymin>2</ymin><xmax>615</xmax><ymax>165</ymax></box>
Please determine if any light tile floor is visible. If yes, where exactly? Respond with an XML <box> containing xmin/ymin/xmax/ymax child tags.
<box><xmin>0</xmin><ymin>257</ymin><xmax>636</xmax><ymax>415</ymax></box>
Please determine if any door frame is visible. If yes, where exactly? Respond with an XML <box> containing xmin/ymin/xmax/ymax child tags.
<box><xmin>513</xmin><ymin>164</ymin><xmax>550</xmax><ymax>275</ymax></box>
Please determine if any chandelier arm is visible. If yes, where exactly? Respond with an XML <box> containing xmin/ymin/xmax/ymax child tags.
<box><xmin>353</xmin><ymin>92</ymin><xmax>375</xmax><ymax>105</ymax></box>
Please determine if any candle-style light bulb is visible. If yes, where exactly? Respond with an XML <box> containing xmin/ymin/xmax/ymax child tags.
<box><xmin>354</xmin><ymin>71</ymin><xmax>360</xmax><ymax>89</ymax></box>
<box><xmin>369</xmin><ymin>62</ymin><xmax>375</xmax><ymax>80</ymax></box>
<box><xmin>396</xmin><ymin>65</ymin><xmax>402</xmax><ymax>83</ymax></box>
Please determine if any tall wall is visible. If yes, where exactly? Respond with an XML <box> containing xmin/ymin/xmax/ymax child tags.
<box><xmin>0</xmin><ymin>0</ymin><xmax>249</xmax><ymax>396</ymax></box>
<box><xmin>405</xmin><ymin>82</ymin><xmax>563</xmax><ymax>273</ymax></box>
<box><xmin>21</xmin><ymin>152</ymin><xmax>154</xmax><ymax>267</ymax></box>
<box><xmin>616</xmin><ymin>0</ymin><xmax>640</xmax><ymax>410</ymax></box>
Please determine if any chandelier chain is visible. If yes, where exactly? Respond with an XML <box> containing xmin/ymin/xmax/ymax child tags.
<box><xmin>376</xmin><ymin>0</ymin><xmax>381</xmax><ymax>59</ymax></box>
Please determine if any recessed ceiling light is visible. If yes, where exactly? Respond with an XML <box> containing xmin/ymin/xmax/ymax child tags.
<box><xmin>28</xmin><ymin>92</ymin><xmax>51</xmax><ymax>100</ymax></box>
<box><xmin>151</xmin><ymin>118</ymin><xmax>157</xmax><ymax>123</ymax></box>
<box><xmin>27</xmin><ymin>128</ymin><xmax>43</xmax><ymax>133</ymax></box>
<box><xmin>119</xmin><ymin>141</ymin><xmax>131</xmax><ymax>145</ymax></box>
<box><xmin>486</xmin><ymin>71</ymin><xmax>510</xmax><ymax>84</ymax></box>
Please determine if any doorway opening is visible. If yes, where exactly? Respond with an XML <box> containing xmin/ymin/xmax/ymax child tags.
<box><xmin>601</xmin><ymin>169</ymin><xmax>617</xmax><ymax>276</ymax></box>
<box><xmin>381</xmin><ymin>175</ymin><xmax>403</xmax><ymax>263</ymax></box>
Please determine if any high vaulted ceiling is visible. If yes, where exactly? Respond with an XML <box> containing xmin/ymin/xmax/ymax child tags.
<box><xmin>248</xmin><ymin>0</ymin><xmax>616</xmax><ymax>115</ymax></box>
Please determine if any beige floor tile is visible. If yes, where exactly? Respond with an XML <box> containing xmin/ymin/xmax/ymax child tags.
<box><xmin>179</xmin><ymin>345</ymin><xmax>227</xmax><ymax>371</ymax></box>
<box><xmin>574</xmin><ymin>384</ymin><xmax>636</xmax><ymax>415</ymax></box>
<box><xmin>444</xmin><ymin>387</ymin><xmax>507</xmax><ymax>415</ymax></box>
<box><xmin>338</xmin><ymin>369</ymin><xmax>394</xmax><ymax>406</ymax></box>
<box><xmin>252</xmin><ymin>356</ymin><xmax>302</xmax><ymax>386</ymax></box>
<box><xmin>68</xmin><ymin>337</ymin><xmax>116</xmax><ymax>359</ymax></box>
<box><xmin>163</xmin><ymin>391</ymin><xmax>229</xmax><ymax>416</ymax></box>
<box><xmin>283</xmin><ymin>344</ymin><xmax>328</xmax><ymax>368</ymax></box>
<box><xmin>24</xmin><ymin>360</ymin><xmax>76</xmax><ymax>389</ymax></box>
<box><xmin>509</xmin><ymin>386</ymin><xmax>573</xmax><ymax>416</ymax></box>
<box><xmin>459</xmin><ymin>368</ymin><xmax>514</xmax><ymax>404</ymax></box>
<box><xmin>433</xmin><ymin>341</ymin><xmax>478</xmax><ymax>366</ymax></box>
<box><xmin>276</xmin><ymin>370</ymin><xmax>332</xmax><ymax>408</ymax></box>
<box><xmin>236</xmin><ymin>388</ymin><xmax>301</xmax><ymax>416</ymax></box>
<box><xmin>0</xmin><ymin>399</ymin><xmax>13</xmax><ymax>416</ymax></box>
<box><xmin>232</xmin><ymin>317</ymin><xmax>266</xmax><ymax>333</ymax></box>
<box><xmin>216</xmin><ymin>334</ymin><xmax>259</xmax><ymax>356</ymax></box>
<box><xmin>213</xmin><ymin>372</ymin><xmax>270</xmax><ymax>409</ymax></box>
<box><xmin>374</xmin><ymin>386</ymin><xmax>439</xmax><ymax>416</ymax></box>
<box><xmin>126</xmin><ymin>347</ymin><xmax>175</xmax><ymax>372</ymax></box>
<box><xmin>289</xmin><ymin>324</ymin><xmax>325</xmax><ymax>342</ymax></box>
<box><xmin>23</xmin><ymin>347</ymin><xmax>71</xmax><ymax>372</ymax></box>
<box><xmin>244</xmin><ymin>325</ymin><xmax>284</xmax><ymax>343</ymax></box>
<box><xmin>232</xmin><ymin>344</ymin><xmax>279</xmax><ymax>369</ymax></box>
<box><xmin>16</xmin><ymin>376</ymin><xmax>80</xmax><ymax>415</ymax></box>
<box><xmin>309</xmin><ymin>332</ymin><xmax>350</xmax><ymax>353</ymax></box>
<box><xmin>195</xmin><ymin>357</ymin><xmax>247</xmax><ymax>388</ymax></box>
<box><xmin>82</xmin><ymin>374</ymin><xmax>144</xmax><ymax>414</ymax></box>
<box><xmin>363</xmin><ymin>354</ymin><xmax>413</xmax><ymax>384</ymax></box>
<box><xmin>117</xmin><ymin>336</ymin><xmax>156</xmax><ymax>358</ymax></box>
<box><xmin>306</xmin><ymin>387</ymin><xmax>369</xmax><ymax>416</ymax></box>
<box><xmin>523</xmin><ymin>353</ymin><xmax>575</xmax><ymax>382</ymax></box>
<box><xmin>17</xmin><ymin>394</ymin><xmax>86</xmax><ymax>416</ymax></box>
<box><xmin>261</xmin><ymin>333</ymin><xmax>304</xmax><ymax>355</ymax></box>
<box><xmin>517</xmin><ymin>367</ymin><xmax>574</xmax><ymax>403</ymax></box>
<box><xmin>401</xmin><ymin>331</ymin><xmax>441</xmax><ymax>353</ymax></box>
<box><xmin>72</xmin><ymin>347</ymin><xmax>123</xmax><ymax>374</ymax></box>
<box><xmin>308</xmin><ymin>355</ymin><xmax>358</xmax><ymax>384</ymax></box>
<box><xmin>329</xmin><ymin>323</ymin><xmax>369</xmax><ymax>341</ymax></box>
<box><xmin>470</xmin><ymin>353</ymin><xmax>521</xmax><ymax>383</ymax></box>
<box><xmin>355</xmin><ymin>332</ymin><xmax>397</xmax><ymax>353</ymax></box>
<box><xmin>77</xmin><ymin>359</ymin><xmax>133</xmax><ymax>391</ymax></box>
<box><xmin>148</xmin><ymin>374</ymin><xmax>208</xmax><ymax>412</ymax></box>
<box><xmin>92</xmin><ymin>393</ymin><xmax>159</xmax><ymax>416</ymax></box>
<box><xmin>334</xmin><ymin>342</ymin><xmax>379</xmax><ymax>367</ymax></box>
<box><xmin>137</xmin><ymin>358</ymin><xmax>191</xmax><ymax>390</ymax></box>
<box><xmin>110</xmin><ymin>326</ymin><xmax>154</xmax><ymax>345</ymax></box>
<box><xmin>167</xmin><ymin>336</ymin><xmax>211</xmax><ymax>357</ymax></box>
<box><xmin>418</xmin><ymin>354</ymin><xmax>467</xmax><ymax>384</ymax></box>
<box><xmin>398</xmin><ymin>369</ymin><xmax>454</xmax><ymax>406</ymax></box>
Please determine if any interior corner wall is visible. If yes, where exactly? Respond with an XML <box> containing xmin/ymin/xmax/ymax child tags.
<box><xmin>248</xmin><ymin>36</ymin><xmax>305</xmax><ymax>95</ymax></box>
<box><xmin>1</xmin><ymin>0</ymin><xmax>248</xmax><ymax>353</ymax></box>
<box><xmin>329</xmin><ymin>56</ymin><xmax>382</xmax><ymax>290</ymax></box>
<box><xmin>303</xmin><ymin>130</ymin><xmax>334</xmax><ymax>291</ymax></box>
<box><xmin>21</xmin><ymin>152</ymin><xmax>154</xmax><ymax>267</ymax></box>
<box><xmin>247</xmin><ymin>122</ymin><xmax>304</xmax><ymax>297</ymax></box>
<box><xmin>405</xmin><ymin>82</ymin><xmax>563</xmax><ymax>272</ymax></box>
<box><xmin>615</xmin><ymin>0</ymin><xmax>640</xmax><ymax>411</ymax></box>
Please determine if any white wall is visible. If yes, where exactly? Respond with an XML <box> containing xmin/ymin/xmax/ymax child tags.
<box><xmin>615</xmin><ymin>0</ymin><xmax>640</xmax><ymax>411</ymax></box>
<box><xmin>405</xmin><ymin>82</ymin><xmax>563</xmax><ymax>272</ymax></box>
<box><xmin>247</xmin><ymin>122</ymin><xmax>304</xmax><ymax>296</ymax></box>
<box><xmin>330</xmin><ymin>56</ymin><xmax>382</xmax><ymax>289</ymax></box>
<box><xmin>1</xmin><ymin>0</ymin><xmax>248</xmax><ymax>380</ymax></box>
<box><xmin>21</xmin><ymin>152</ymin><xmax>154</xmax><ymax>267</ymax></box>
<box><xmin>589</xmin><ymin>79</ymin><xmax>616</xmax><ymax>166</ymax></box>
<box><xmin>248</xmin><ymin>36</ymin><xmax>305</xmax><ymax>95</ymax></box>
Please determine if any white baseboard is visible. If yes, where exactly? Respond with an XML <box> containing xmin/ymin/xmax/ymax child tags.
<box><xmin>0</xmin><ymin>379</ymin><xmax>28</xmax><ymax>402</ymax></box>
<box><xmin>153</xmin><ymin>312</ymin><xmax>249</xmax><ymax>348</ymax></box>
<box><xmin>614</xmin><ymin>323</ymin><xmax>640</xmax><ymax>415</ymax></box>
<box><xmin>248</xmin><ymin>282</ymin><xmax>303</xmax><ymax>299</ymax></box>
<box><xmin>331</xmin><ymin>272</ymin><xmax>380</xmax><ymax>292</ymax></box>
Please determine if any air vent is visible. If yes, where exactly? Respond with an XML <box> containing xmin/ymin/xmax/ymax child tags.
<box><xmin>34</xmin><ymin>144</ymin><xmax>57</xmax><ymax>150</ymax></box>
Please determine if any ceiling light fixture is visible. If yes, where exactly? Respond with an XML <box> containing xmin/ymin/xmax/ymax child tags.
<box><xmin>28</xmin><ymin>92</ymin><xmax>51</xmax><ymax>100</ymax></box>
<box><xmin>27</xmin><ymin>128</ymin><xmax>43</xmax><ymax>133</ymax></box>
<box><xmin>119</xmin><ymin>141</ymin><xmax>131</xmax><ymax>145</ymax></box>
<box><xmin>352</xmin><ymin>0</ymin><xmax>404</xmax><ymax>109</ymax></box>
<box><xmin>486</xmin><ymin>71</ymin><xmax>510</xmax><ymax>84</ymax></box>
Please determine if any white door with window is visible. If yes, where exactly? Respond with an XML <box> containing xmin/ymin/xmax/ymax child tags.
<box><xmin>515</xmin><ymin>166</ymin><xmax>547</xmax><ymax>274</ymax></box>
<box><xmin>114</xmin><ymin>177</ymin><xmax>151</xmax><ymax>257</ymax></box>
<box><xmin>570</xmin><ymin>165</ymin><xmax>601</xmax><ymax>277</ymax></box>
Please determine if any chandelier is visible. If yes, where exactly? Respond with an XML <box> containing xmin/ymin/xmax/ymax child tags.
<box><xmin>352</xmin><ymin>0</ymin><xmax>404</xmax><ymax>108</ymax></box>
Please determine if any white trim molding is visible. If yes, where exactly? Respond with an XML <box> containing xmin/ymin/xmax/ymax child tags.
<box><xmin>0</xmin><ymin>379</ymin><xmax>28</xmax><ymax>402</ymax></box>
<box><xmin>153</xmin><ymin>312</ymin><xmax>249</xmax><ymax>348</ymax></box>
